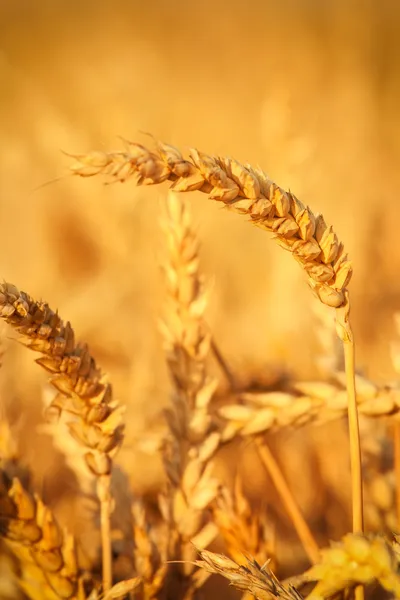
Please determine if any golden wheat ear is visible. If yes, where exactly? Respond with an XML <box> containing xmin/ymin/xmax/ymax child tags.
<box><xmin>158</xmin><ymin>192</ymin><xmax>219</xmax><ymax>598</ymax></box>
<box><xmin>0</xmin><ymin>470</ymin><xmax>94</xmax><ymax>600</ymax></box>
<box><xmin>0</xmin><ymin>282</ymin><xmax>125</xmax><ymax>594</ymax></box>
<box><xmin>68</xmin><ymin>139</ymin><xmax>351</xmax><ymax>309</ymax></box>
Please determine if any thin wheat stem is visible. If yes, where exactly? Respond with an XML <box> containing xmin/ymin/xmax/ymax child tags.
<box><xmin>210</xmin><ymin>337</ymin><xmax>238</xmax><ymax>391</ymax></box>
<box><xmin>98</xmin><ymin>475</ymin><xmax>113</xmax><ymax>594</ymax></box>
<box><xmin>255</xmin><ymin>438</ymin><xmax>320</xmax><ymax>565</ymax></box>
<box><xmin>342</xmin><ymin>337</ymin><xmax>364</xmax><ymax>534</ymax></box>
<box><xmin>394</xmin><ymin>424</ymin><xmax>400</xmax><ymax>531</ymax></box>
<box><xmin>335</xmin><ymin>298</ymin><xmax>364</xmax><ymax>534</ymax></box>
<box><xmin>339</xmin><ymin>310</ymin><xmax>364</xmax><ymax>600</ymax></box>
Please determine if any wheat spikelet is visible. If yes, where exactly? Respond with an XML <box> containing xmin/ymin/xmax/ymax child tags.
<box><xmin>0</xmin><ymin>282</ymin><xmax>124</xmax><ymax>592</ymax></box>
<box><xmin>0</xmin><ymin>405</ymin><xmax>32</xmax><ymax>600</ymax></box>
<box><xmin>131</xmin><ymin>501</ymin><xmax>167</xmax><ymax>600</ymax></box>
<box><xmin>218</xmin><ymin>375</ymin><xmax>400</xmax><ymax>440</ymax></box>
<box><xmin>196</xmin><ymin>548</ymin><xmax>303</xmax><ymax>600</ymax></box>
<box><xmin>212</xmin><ymin>477</ymin><xmax>275</xmax><ymax>569</ymax></box>
<box><xmin>305</xmin><ymin>533</ymin><xmax>400</xmax><ymax>598</ymax></box>
<box><xmin>0</xmin><ymin>469</ymin><xmax>93</xmax><ymax>600</ymax></box>
<box><xmin>69</xmin><ymin>139</ymin><xmax>352</xmax><ymax>310</ymax></box>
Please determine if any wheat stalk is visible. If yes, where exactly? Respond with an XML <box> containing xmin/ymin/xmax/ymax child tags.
<box><xmin>390</xmin><ymin>313</ymin><xmax>400</xmax><ymax>531</ymax></box>
<box><xmin>255</xmin><ymin>439</ymin><xmax>320</xmax><ymax>565</ymax></box>
<box><xmin>0</xmin><ymin>283</ymin><xmax>124</xmax><ymax>594</ymax></box>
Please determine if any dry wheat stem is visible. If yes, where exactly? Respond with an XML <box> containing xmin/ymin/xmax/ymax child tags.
<box><xmin>98</xmin><ymin>477</ymin><xmax>112</xmax><ymax>594</ymax></box>
<box><xmin>394</xmin><ymin>424</ymin><xmax>400</xmax><ymax>532</ymax></box>
<box><xmin>255</xmin><ymin>439</ymin><xmax>320</xmax><ymax>566</ymax></box>
<box><xmin>210</xmin><ymin>337</ymin><xmax>238</xmax><ymax>391</ymax></box>
<box><xmin>0</xmin><ymin>282</ymin><xmax>124</xmax><ymax>594</ymax></box>
<box><xmin>335</xmin><ymin>301</ymin><xmax>364</xmax><ymax>600</ymax></box>
<box><xmin>343</xmin><ymin>337</ymin><xmax>364</xmax><ymax>534</ymax></box>
<box><xmin>390</xmin><ymin>317</ymin><xmax>400</xmax><ymax>532</ymax></box>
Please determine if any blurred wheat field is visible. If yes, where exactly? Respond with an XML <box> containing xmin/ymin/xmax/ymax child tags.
<box><xmin>1</xmin><ymin>1</ymin><xmax>400</xmax><ymax>598</ymax></box>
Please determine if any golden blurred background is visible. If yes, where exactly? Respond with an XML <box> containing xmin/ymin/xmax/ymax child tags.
<box><xmin>1</xmin><ymin>0</ymin><xmax>400</xmax><ymax>594</ymax></box>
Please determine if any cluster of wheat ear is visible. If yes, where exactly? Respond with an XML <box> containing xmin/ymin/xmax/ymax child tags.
<box><xmin>0</xmin><ymin>136</ymin><xmax>399</xmax><ymax>600</ymax></box>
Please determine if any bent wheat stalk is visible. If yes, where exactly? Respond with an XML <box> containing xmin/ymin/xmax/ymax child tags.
<box><xmin>255</xmin><ymin>439</ymin><xmax>320</xmax><ymax>565</ymax></box>
<box><xmin>0</xmin><ymin>283</ymin><xmax>124</xmax><ymax>594</ymax></box>
<box><xmin>68</xmin><ymin>137</ymin><xmax>363</xmax><ymax>548</ymax></box>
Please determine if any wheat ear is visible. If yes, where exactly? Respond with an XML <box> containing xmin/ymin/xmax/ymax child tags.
<box><xmin>159</xmin><ymin>192</ymin><xmax>220</xmax><ymax>598</ymax></box>
<box><xmin>0</xmin><ymin>469</ymin><xmax>92</xmax><ymax>600</ymax></box>
<box><xmin>195</xmin><ymin>548</ymin><xmax>303</xmax><ymax>600</ymax></box>
<box><xmin>212</xmin><ymin>476</ymin><xmax>275</xmax><ymax>569</ymax></box>
<box><xmin>0</xmin><ymin>283</ymin><xmax>124</xmax><ymax>594</ymax></box>
<box><xmin>218</xmin><ymin>375</ymin><xmax>399</xmax><ymax>438</ymax></box>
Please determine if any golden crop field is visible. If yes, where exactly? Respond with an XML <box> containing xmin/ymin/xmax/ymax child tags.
<box><xmin>0</xmin><ymin>1</ymin><xmax>400</xmax><ymax>598</ymax></box>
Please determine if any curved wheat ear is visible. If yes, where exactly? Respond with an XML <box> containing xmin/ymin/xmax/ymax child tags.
<box><xmin>0</xmin><ymin>282</ymin><xmax>124</xmax><ymax>594</ymax></box>
<box><xmin>68</xmin><ymin>140</ymin><xmax>352</xmax><ymax>309</ymax></box>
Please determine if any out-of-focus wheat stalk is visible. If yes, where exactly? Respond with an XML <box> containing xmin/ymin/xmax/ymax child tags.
<box><xmin>0</xmin><ymin>283</ymin><xmax>124</xmax><ymax>594</ymax></box>
<box><xmin>362</xmin><ymin>431</ymin><xmax>396</xmax><ymax>533</ymax></box>
<box><xmin>255</xmin><ymin>439</ymin><xmax>320</xmax><ymax>565</ymax></box>
<box><xmin>68</xmin><ymin>138</ymin><xmax>363</xmax><ymax>557</ymax></box>
<box><xmin>158</xmin><ymin>192</ymin><xmax>220</xmax><ymax>598</ymax></box>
